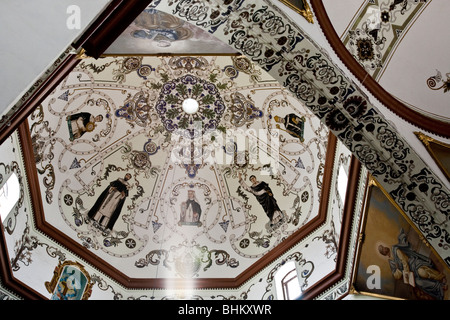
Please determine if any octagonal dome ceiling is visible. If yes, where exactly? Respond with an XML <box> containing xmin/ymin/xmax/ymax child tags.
<box><xmin>27</xmin><ymin>53</ymin><xmax>342</xmax><ymax>286</ymax></box>
<box><xmin>2</xmin><ymin>0</ymin><xmax>449</xmax><ymax>301</ymax></box>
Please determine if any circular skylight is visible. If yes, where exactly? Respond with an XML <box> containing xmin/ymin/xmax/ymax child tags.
<box><xmin>182</xmin><ymin>98</ymin><xmax>199</xmax><ymax>114</ymax></box>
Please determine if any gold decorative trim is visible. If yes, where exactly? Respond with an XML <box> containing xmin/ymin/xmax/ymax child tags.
<box><xmin>349</xmin><ymin>283</ymin><xmax>402</xmax><ymax>300</ymax></box>
<box><xmin>75</xmin><ymin>48</ymin><xmax>90</xmax><ymax>60</ymax></box>
<box><xmin>279</xmin><ymin>0</ymin><xmax>314</xmax><ymax>23</ymax></box>
<box><xmin>415</xmin><ymin>131</ymin><xmax>450</xmax><ymax>181</ymax></box>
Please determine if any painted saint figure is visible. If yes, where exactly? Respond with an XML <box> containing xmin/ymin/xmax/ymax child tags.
<box><xmin>238</xmin><ymin>173</ymin><xmax>283</xmax><ymax>226</ymax></box>
<box><xmin>180</xmin><ymin>190</ymin><xmax>202</xmax><ymax>225</ymax></box>
<box><xmin>67</xmin><ymin>112</ymin><xmax>103</xmax><ymax>141</ymax></box>
<box><xmin>274</xmin><ymin>114</ymin><xmax>305</xmax><ymax>142</ymax></box>
<box><xmin>378</xmin><ymin>228</ymin><xmax>447</xmax><ymax>300</ymax></box>
<box><xmin>87</xmin><ymin>173</ymin><xmax>132</xmax><ymax>231</ymax></box>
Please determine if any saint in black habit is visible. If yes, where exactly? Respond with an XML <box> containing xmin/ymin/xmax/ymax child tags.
<box><xmin>87</xmin><ymin>174</ymin><xmax>131</xmax><ymax>231</ymax></box>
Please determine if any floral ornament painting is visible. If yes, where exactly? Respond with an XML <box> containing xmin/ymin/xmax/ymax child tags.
<box><xmin>427</xmin><ymin>70</ymin><xmax>450</xmax><ymax>93</ymax></box>
<box><xmin>45</xmin><ymin>261</ymin><xmax>93</xmax><ymax>300</ymax></box>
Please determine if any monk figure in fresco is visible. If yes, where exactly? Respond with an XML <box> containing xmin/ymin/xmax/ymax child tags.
<box><xmin>238</xmin><ymin>172</ymin><xmax>283</xmax><ymax>227</ymax></box>
<box><xmin>87</xmin><ymin>173</ymin><xmax>132</xmax><ymax>231</ymax></box>
<box><xmin>274</xmin><ymin>113</ymin><xmax>305</xmax><ymax>142</ymax></box>
<box><xmin>180</xmin><ymin>190</ymin><xmax>202</xmax><ymax>224</ymax></box>
<box><xmin>378</xmin><ymin>228</ymin><xmax>447</xmax><ymax>300</ymax></box>
<box><xmin>67</xmin><ymin>112</ymin><xmax>103</xmax><ymax>141</ymax></box>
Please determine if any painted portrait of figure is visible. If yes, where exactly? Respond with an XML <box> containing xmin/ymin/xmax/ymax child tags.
<box><xmin>87</xmin><ymin>173</ymin><xmax>132</xmax><ymax>231</ymax></box>
<box><xmin>354</xmin><ymin>178</ymin><xmax>449</xmax><ymax>300</ymax></box>
<box><xmin>274</xmin><ymin>113</ymin><xmax>305</xmax><ymax>142</ymax></box>
<box><xmin>238</xmin><ymin>173</ymin><xmax>284</xmax><ymax>228</ymax></box>
<box><xmin>179</xmin><ymin>190</ymin><xmax>202</xmax><ymax>226</ymax></box>
<box><xmin>378</xmin><ymin>228</ymin><xmax>447</xmax><ymax>300</ymax></box>
<box><xmin>50</xmin><ymin>264</ymin><xmax>89</xmax><ymax>300</ymax></box>
<box><xmin>66</xmin><ymin>112</ymin><xmax>103</xmax><ymax>141</ymax></box>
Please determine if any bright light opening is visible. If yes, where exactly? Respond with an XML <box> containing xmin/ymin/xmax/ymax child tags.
<box><xmin>182</xmin><ymin>98</ymin><xmax>199</xmax><ymax>114</ymax></box>
<box><xmin>338</xmin><ymin>165</ymin><xmax>348</xmax><ymax>204</ymax></box>
<box><xmin>0</xmin><ymin>173</ymin><xmax>20</xmax><ymax>223</ymax></box>
<box><xmin>274</xmin><ymin>261</ymin><xmax>301</xmax><ymax>300</ymax></box>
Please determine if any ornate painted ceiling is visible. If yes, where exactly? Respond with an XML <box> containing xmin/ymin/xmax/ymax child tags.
<box><xmin>319</xmin><ymin>0</ymin><xmax>450</xmax><ymax>128</ymax></box>
<box><xmin>0</xmin><ymin>0</ymin><xmax>449</xmax><ymax>301</ymax></box>
<box><xmin>28</xmin><ymin>53</ymin><xmax>336</xmax><ymax>281</ymax></box>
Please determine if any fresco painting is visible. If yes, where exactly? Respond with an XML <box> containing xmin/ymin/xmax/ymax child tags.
<box><xmin>104</xmin><ymin>9</ymin><xmax>237</xmax><ymax>54</ymax></box>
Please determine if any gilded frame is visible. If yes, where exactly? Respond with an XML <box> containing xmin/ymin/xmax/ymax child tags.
<box><xmin>279</xmin><ymin>0</ymin><xmax>314</xmax><ymax>23</ymax></box>
<box><xmin>351</xmin><ymin>176</ymin><xmax>449</xmax><ymax>300</ymax></box>
<box><xmin>45</xmin><ymin>260</ymin><xmax>93</xmax><ymax>300</ymax></box>
<box><xmin>415</xmin><ymin>131</ymin><xmax>450</xmax><ymax>181</ymax></box>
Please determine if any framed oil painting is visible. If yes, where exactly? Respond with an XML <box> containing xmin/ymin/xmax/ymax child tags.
<box><xmin>278</xmin><ymin>0</ymin><xmax>314</xmax><ymax>23</ymax></box>
<box><xmin>45</xmin><ymin>261</ymin><xmax>93</xmax><ymax>300</ymax></box>
<box><xmin>352</xmin><ymin>177</ymin><xmax>449</xmax><ymax>300</ymax></box>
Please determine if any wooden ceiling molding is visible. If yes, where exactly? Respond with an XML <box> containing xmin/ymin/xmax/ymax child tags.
<box><xmin>310</xmin><ymin>1</ymin><xmax>450</xmax><ymax>139</ymax></box>
<box><xmin>300</xmin><ymin>155</ymin><xmax>362</xmax><ymax>300</ymax></box>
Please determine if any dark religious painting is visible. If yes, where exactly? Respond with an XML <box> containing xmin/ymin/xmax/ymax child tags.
<box><xmin>353</xmin><ymin>177</ymin><xmax>449</xmax><ymax>300</ymax></box>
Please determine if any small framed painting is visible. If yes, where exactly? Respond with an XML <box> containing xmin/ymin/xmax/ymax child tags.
<box><xmin>352</xmin><ymin>177</ymin><xmax>449</xmax><ymax>300</ymax></box>
<box><xmin>279</xmin><ymin>0</ymin><xmax>314</xmax><ymax>23</ymax></box>
<box><xmin>45</xmin><ymin>261</ymin><xmax>93</xmax><ymax>300</ymax></box>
